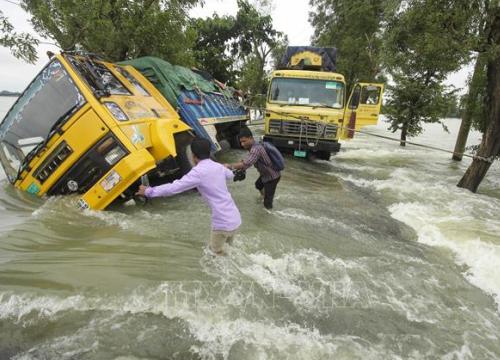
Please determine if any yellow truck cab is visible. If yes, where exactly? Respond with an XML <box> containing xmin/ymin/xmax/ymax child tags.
<box><xmin>0</xmin><ymin>52</ymin><xmax>193</xmax><ymax>210</ymax></box>
<box><xmin>263</xmin><ymin>46</ymin><xmax>384</xmax><ymax>160</ymax></box>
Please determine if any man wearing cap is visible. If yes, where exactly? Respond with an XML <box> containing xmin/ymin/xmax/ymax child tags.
<box><xmin>136</xmin><ymin>138</ymin><xmax>241</xmax><ymax>255</ymax></box>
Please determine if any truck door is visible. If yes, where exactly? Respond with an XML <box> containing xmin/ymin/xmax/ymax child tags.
<box><xmin>341</xmin><ymin>83</ymin><xmax>384</xmax><ymax>139</ymax></box>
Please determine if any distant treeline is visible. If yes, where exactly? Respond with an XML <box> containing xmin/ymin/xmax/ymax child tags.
<box><xmin>0</xmin><ymin>90</ymin><xmax>20</xmax><ymax>97</ymax></box>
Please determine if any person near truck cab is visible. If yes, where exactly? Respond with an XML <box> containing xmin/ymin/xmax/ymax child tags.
<box><xmin>136</xmin><ymin>137</ymin><xmax>241</xmax><ymax>256</ymax></box>
<box><xmin>225</xmin><ymin>128</ymin><xmax>281</xmax><ymax>210</ymax></box>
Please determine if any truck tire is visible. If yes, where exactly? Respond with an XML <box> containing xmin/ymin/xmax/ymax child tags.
<box><xmin>317</xmin><ymin>151</ymin><xmax>331</xmax><ymax>161</ymax></box>
<box><xmin>176</xmin><ymin>141</ymin><xmax>195</xmax><ymax>176</ymax></box>
<box><xmin>229</xmin><ymin>124</ymin><xmax>249</xmax><ymax>149</ymax></box>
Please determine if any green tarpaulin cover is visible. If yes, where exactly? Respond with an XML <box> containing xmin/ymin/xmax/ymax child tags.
<box><xmin>119</xmin><ymin>57</ymin><xmax>234</xmax><ymax>108</ymax></box>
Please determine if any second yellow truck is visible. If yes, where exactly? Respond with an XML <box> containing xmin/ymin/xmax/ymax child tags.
<box><xmin>264</xmin><ymin>46</ymin><xmax>384</xmax><ymax>160</ymax></box>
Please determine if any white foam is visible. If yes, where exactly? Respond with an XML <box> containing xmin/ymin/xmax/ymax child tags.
<box><xmin>0</xmin><ymin>292</ymin><xmax>87</xmax><ymax>323</ymax></box>
<box><xmin>390</xmin><ymin>201</ymin><xmax>500</xmax><ymax>312</ymax></box>
<box><xmin>273</xmin><ymin>208</ymin><xmax>362</xmax><ymax>237</ymax></box>
<box><xmin>335</xmin><ymin>147</ymin><xmax>416</xmax><ymax>160</ymax></box>
<box><xmin>442</xmin><ymin>343</ymin><xmax>473</xmax><ymax>360</ymax></box>
<box><xmin>0</xmin><ymin>288</ymin><xmax>387</xmax><ymax>359</ymax></box>
<box><xmin>223</xmin><ymin>248</ymin><xmax>439</xmax><ymax>324</ymax></box>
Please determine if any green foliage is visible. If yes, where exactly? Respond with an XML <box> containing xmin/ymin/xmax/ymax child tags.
<box><xmin>233</xmin><ymin>0</ymin><xmax>280</xmax><ymax>58</ymax></box>
<box><xmin>21</xmin><ymin>0</ymin><xmax>199</xmax><ymax>64</ymax></box>
<box><xmin>462</xmin><ymin>56</ymin><xmax>488</xmax><ymax>132</ymax></box>
<box><xmin>190</xmin><ymin>0</ymin><xmax>284</xmax><ymax>100</ymax></box>
<box><xmin>237</xmin><ymin>55</ymin><xmax>269</xmax><ymax>107</ymax></box>
<box><xmin>383</xmin><ymin>0</ymin><xmax>478</xmax><ymax>138</ymax></box>
<box><xmin>190</xmin><ymin>14</ymin><xmax>239</xmax><ymax>84</ymax></box>
<box><xmin>310</xmin><ymin>0</ymin><xmax>485</xmax><ymax>141</ymax></box>
<box><xmin>463</xmin><ymin>1</ymin><xmax>496</xmax><ymax>135</ymax></box>
<box><xmin>233</xmin><ymin>0</ymin><xmax>284</xmax><ymax>105</ymax></box>
<box><xmin>385</xmin><ymin>75</ymin><xmax>456</xmax><ymax>136</ymax></box>
<box><xmin>310</xmin><ymin>0</ymin><xmax>391</xmax><ymax>90</ymax></box>
<box><xmin>443</xmin><ymin>94</ymin><xmax>461</xmax><ymax>118</ymax></box>
<box><xmin>470</xmin><ymin>75</ymin><xmax>488</xmax><ymax>134</ymax></box>
<box><xmin>270</xmin><ymin>36</ymin><xmax>289</xmax><ymax>69</ymax></box>
<box><xmin>0</xmin><ymin>10</ymin><xmax>39</xmax><ymax>63</ymax></box>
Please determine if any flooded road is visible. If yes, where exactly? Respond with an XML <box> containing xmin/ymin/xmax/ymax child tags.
<box><xmin>1</xmin><ymin>96</ymin><xmax>500</xmax><ymax>359</ymax></box>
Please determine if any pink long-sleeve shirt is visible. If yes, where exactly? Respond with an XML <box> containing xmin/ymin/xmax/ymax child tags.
<box><xmin>144</xmin><ymin>159</ymin><xmax>241</xmax><ymax>231</ymax></box>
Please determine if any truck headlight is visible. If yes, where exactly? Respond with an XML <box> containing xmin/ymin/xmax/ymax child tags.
<box><xmin>104</xmin><ymin>146</ymin><xmax>126</xmax><ymax>165</ymax></box>
<box><xmin>104</xmin><ymin>102</ymin><xmax>128</xmax><ymax>121</ymax></box>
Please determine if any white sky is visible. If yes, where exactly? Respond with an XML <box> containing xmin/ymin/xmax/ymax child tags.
<box><xmin>0</xmin><ymin>0</ymin><xmax>471</xmax><ymax>92</ymax></box>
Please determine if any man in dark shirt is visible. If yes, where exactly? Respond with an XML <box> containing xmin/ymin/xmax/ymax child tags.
<box><xmin>226</xmin><ymin>128</ymin><xmax>281</xmax><ymax>209</ymax></box>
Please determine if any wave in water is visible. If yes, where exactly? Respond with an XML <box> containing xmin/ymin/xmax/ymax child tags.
<box><xmin>338</xmin><ymin>165</ymin><xmax>500</xmax><ymax>312</ymax></box>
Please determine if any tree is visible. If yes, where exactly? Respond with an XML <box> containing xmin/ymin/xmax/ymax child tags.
<box><xmin>383</xmin><ymin>0</ymin><xmax>476</xmax><ymax>146</ymax></box>
<box><xmin>384</xmin><ymin>75</ymin><xmax>455</xmax><ymax>145</ymax></box>
<box><xmin>457</xmin><ymin>5</ymin><xmax>500</xmax><ymax>192</ymax></box>
<box><xmin>21</xmin><ymin>0</ymin><xmax>199</xmax><ymax>64</ymax></box>
<box><xmin>452</xmin><ymin>0</ymin><xmax>489</xmax><ymax>161</ymax></box>
<box><xmin>190</xmin><ymin>14</ymin><xmax>238</xmax><ymax>84</ymax></box>
<box><xmin>443</xmin><ymin>93</ymin><xmax>461</xmax><ymax>118</ymax></box>
<box><xmin>233</xmin><ymin>0</ymin><xmax>285</xmax><ymax>106</ymax></box>
<box><xmin>190</xmin><ymin>0</ymin><xmax>284</xmax><ymax>94</ymax></box>
<box><xmin>0</xmin><ymin>10</ymin><xmax>39</xmax><ymax>63</ymax></box>
<box><xmin>452</xmin><ymin>54</ymin><xmax>487</xmax><ymax>160</ymax></box>
<box><xmin>309</xmin><ymin>0</ymin><xmax>390</xmax><ymax>91</ymax></box>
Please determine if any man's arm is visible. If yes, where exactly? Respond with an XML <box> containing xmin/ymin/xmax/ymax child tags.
<box><xmin>136</xmin><ymin>168</ymin><xmax>200</xmax><ymax>198</ymax></box>
<box><xmin>226</xmin><ymin>147</ymin><xmax>259</xmax><ymax>171</ymax></box>
<box><xmin>224</xmin><ymin>166</ymin><xmax>235</xmax><ymax>180</ymax></box>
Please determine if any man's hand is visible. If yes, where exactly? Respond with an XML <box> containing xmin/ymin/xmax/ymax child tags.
<box><xmin>226</xmin><ymin>161</ymin><xmax>244</xmax><ymax>170</ymax></box>
<box><xmin>135</xmin><ymin>185</ymin><xmax>148</xmax><ymax>196</ymax></box>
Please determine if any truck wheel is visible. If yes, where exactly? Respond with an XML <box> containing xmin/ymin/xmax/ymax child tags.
<box><xmin>317</xmin><ymin>151</ymin><xmax>331</xmax><ymax>161</ymax></box>
<box><xmin>230</xmin><ymin>124</ymin><xmax>249</xmax><ymax>149</ymax></box>
<box><xmin>176</xmin><ymin>142</ymin><xmax>194</xmax><ymax>176</ymax></box>
<box><xmin>172</xmin><ymin>130</ymin><xmax>195</xmax><ymax>177</ymax></box>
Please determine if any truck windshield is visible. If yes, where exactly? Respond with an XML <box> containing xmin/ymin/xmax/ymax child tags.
<box><xmin>0</xmin><ymin>59</ymin><xmax>85</xmax><ymax>183</ymax></box>
<box><xmin>269</xmin><ymin>77</ymin><xmax>344</xmax><ymax>109</ymax></box>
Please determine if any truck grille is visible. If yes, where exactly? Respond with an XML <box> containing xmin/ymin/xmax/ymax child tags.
<box><xmin>47</xmin><ymin>135</ymin><xmax>127</xmax><ymax>195</ymax></box>
<box><xmin>33</xmin><ymin>141</ymin><xmax>73</xmax><ymax>184</ymax></box>
<box><xmin>269</xmin><ymin>119</ymin><xmax>337</xmax><ymax>139</ymax></box>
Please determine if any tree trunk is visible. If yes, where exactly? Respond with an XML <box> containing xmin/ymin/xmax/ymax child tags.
<box><xmin>452</xmin><ymin>55</ymin><xmax>484</xmax><ymax>161</ymax></box>
<box><xmin>458</xmin><ymin>9</ymin><xmax>500</xmax><ymax>192</ymax></box>
<box><xmin>400</xmin><ymin>122</ymin><xmax>408</xmax><ymax>147</ymax></box>
<box><xmin>452</xmin><ymin>114</ymin><xmax>473</xmax><ymax>160</ymax></box>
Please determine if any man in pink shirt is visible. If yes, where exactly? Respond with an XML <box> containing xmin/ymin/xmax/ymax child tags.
<box><xmin>136</xmin><ymin>138</ymin><xmax>241</xmax><ymax>255</ymax></box>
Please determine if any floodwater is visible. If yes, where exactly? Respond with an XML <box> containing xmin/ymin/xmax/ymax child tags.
<box><xmin>1</xmin><ymin>96</ymin><xmax>500</xmax><ymax>359</ymax></box>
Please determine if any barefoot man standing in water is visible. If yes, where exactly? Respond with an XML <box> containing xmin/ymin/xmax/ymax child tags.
<box><xmin>136</xmin><ymin>138</ymin><xmax>241</xmax><ymax>255</ymax></box>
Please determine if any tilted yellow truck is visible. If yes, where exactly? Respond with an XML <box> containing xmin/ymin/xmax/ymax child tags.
<box><xmin>0</xmin><ymin>52</ymin><xmax>193</xmax><ymax>210</ymax></box>
<box><xmin>263</xmin><ymin>46</ymin><xmax>384</xmax><ymax>160</ymax></box>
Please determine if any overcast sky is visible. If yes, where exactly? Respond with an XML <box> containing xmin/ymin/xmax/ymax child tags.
<box><xmin>1</xmin><ymin>0</ymin><xmax>471</xmax><ymax>92</ymax></box>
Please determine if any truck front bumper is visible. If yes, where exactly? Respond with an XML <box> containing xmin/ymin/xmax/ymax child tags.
<box><xmin>79</xmin><ymin>148</ymin><xmax>156</xmax><ymax>210</ymax></box>
<box><xmin>263</xmin><ymin>135</ymin><xmax>341</xmax><ymax>153</ymax></box>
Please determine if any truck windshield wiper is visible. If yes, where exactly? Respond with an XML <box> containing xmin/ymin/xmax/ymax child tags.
<box><xmin>15</xmin><ymin>104</ymin><xmax>80</xmax><ymax>181</ymax></box>
<box><xmin>45</xmin><ymin>103</ymin><xmax>80</xmax><ymax>139</ymax></box>
<box><xmin>15</xmin><ymin>140</ymin><xmax>45</xmax><ymax>181</ymax></box>
<box><xmin>66</xmin><ymin>54</ymin><xmax>110</xmax><ymax>99</ymax></box>
<box><xmin>82</xmin><ymin>59</ymin><xmax>110</xmax><ymax>98</ymax></box>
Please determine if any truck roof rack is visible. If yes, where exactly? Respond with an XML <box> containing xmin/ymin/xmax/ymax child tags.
<box><xmin>279</xmin><ymin>46</ymin><xmax>337</xmax><ymax>72</ymax></box>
